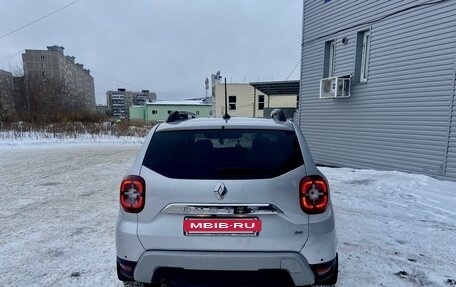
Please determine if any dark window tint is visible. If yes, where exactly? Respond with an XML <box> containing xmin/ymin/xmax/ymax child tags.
<box><xmin>228</xmin><ymin>96</ymin><xmax>236</xmax><ymax>110</ymax></box>
<box><xmin>258</xmin><ymin>95</ymin><xmax>265</xmax><ymax>110</ymax></box>
<box><xmin>143</xmin><ymin>129</ymin><xmax>304</xmax><ymax>179</ymax></box>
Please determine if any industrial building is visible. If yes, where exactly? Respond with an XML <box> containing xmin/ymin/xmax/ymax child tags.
<box><xmin>213</xmin><ymin>80</ymin><xmax>299</xmax><ymax>118</ymax></box>
<box><xmin>130</xmin><ymin>100</ymin><xmax>211</xmax><ymax>122</ymax></box>
<box><xmin>298</xmin><ymin>0</ymin><xmax>456</xmax><ymax>181</ymax></box>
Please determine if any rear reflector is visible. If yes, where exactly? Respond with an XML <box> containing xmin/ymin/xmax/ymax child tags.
<box><xmin>119</xmin><ymin>263</ymin><xmax>133</xmax><ymax>272</ymax></box>
<box><xmin>310</xmin><ymin>255</ymin><xmax>338</xmax><ymax>283</ymax></box>
<box><xmin>314</xmin><ymin>265</ymin><xmax>332</xmax><ymax>276</ymax></box>
<box><xmin>117</xmin><ymin>257</ymin><xmax>137</xmax><ymax>280</ymax></box>
<box><xmin>120</xmin><ymin>175</ymin><xmax>145</xmax><ymax>213</ymax></box>
<box><xmin>299</xmin><ymin>176</ymin><xmax>329</xmax><ymax>214</ymax></box>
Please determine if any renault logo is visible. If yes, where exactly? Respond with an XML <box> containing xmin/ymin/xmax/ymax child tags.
<box><xmin>214</xmin><ymin>183</ymin><xmax>228</xmax><ymax>200</ymax></box>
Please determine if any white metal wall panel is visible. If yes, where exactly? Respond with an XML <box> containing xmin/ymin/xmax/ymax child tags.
<box><xmin>299</xmin><ymin>0</ymin><xmax>456</xmax><ymax>180</ymax></box>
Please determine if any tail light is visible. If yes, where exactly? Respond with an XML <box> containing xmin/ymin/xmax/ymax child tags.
<box><xmin>120</xmin><ymin>175</ymin><xmax>145</xmax><ymax>213</ymax></box>
<box><xmin>299</xmin><ymin>175</ymin><xmax>329</xmax><ymax>214</ymax></box>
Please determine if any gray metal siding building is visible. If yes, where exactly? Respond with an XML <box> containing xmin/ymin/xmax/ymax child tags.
<box><xmin>298</xmin><ymin>0</ymin><xmax>456</xmax><ymax>180</ymax></box>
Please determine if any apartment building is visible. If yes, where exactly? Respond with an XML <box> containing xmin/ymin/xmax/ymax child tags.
<box><xmin>22</xmin><ymin>45</ymin><xmax>96</xmax><ymax>115</ymax></box>
<box><xmin>106</xmin><ymin>89</ymin><xmax>157</xmax><ymax>119</ymax></box>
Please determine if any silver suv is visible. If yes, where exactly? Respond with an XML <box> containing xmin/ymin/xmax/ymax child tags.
<box><xmin>116</xmin><ymin>110</ymin><xmax>338</xmax><ymax>287</ymax></box>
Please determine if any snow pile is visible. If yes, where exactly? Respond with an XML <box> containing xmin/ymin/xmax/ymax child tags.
<box><xmin>0</xmin><ymin>131</ymin><xmax>144</xmax><ymax>148</ymax></box>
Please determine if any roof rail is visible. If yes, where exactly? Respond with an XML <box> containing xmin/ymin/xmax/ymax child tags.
<box><xmin>270</xmin><ymin>109</ymin><xmax>286</xmax><ymax>122</ymax></box>
<box><xmin>166</xmin><ymin>111</ymin><xmax>197</xmax><ymax>123</ymax></box>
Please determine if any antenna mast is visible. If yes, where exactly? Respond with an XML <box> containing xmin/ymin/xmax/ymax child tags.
<box><xmin>223</xmin><ymin>78</ymin><xmax>230</xmax><ymax>120</ymax></box>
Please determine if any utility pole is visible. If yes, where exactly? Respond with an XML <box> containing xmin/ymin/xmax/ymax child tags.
<box><xmin>205</xmin><ymin>77</ymin><xmax>209</xmax><ymax>101</ymax></box>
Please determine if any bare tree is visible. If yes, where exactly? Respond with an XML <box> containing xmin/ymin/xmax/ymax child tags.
<box><xmin>0</xmin><ymin>70</ymin><xmax>16</xmax><ymax>122</ymax></box>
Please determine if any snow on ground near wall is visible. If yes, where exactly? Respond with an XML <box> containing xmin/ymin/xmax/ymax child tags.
<box><xmin>322</xmin><ymin>167</ymin><xmax>456</xmax><ymax>287</ymax></box>
<box><xmin>0</xmin><ymin>143</ymin><xmax>455</xmax><ymax>287</ymax></box>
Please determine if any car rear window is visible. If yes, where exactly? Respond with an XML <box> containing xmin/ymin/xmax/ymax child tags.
<box><xmin>142</xmin><ymin>129</ymin><xmax>304</xmax><ymax>179</ymax></box>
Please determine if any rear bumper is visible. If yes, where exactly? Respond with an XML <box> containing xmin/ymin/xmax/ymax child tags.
<box><xmin>132</xmin><ymin>250</ymin><xmax>315</xmax><ymax>286</ymax></box>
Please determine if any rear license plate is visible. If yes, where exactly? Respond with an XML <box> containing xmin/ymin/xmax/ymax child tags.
<box><xmin>183</xmin><ymin>218</ymin><xmax>261</xmax><ymax>236</ymax></box>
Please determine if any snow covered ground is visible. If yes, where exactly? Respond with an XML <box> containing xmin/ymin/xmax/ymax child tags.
<box><xmin>324</xmin><ymin>167</ymin><xmax>456</xmax><ymax>287</ymax></box>
<box><xmin>0</xmin><ymin>140</ymin><xmax>455</xmax><ymax>287</ymax></box>
<box><xmin>0</xmin><ymin>131</ymin><xmax>145</xmax><ymax>148</ymax></box>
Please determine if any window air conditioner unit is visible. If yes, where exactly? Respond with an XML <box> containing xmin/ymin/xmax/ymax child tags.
<box><xmin>320</xmin><ymin>76</ymin><xmax>351</xmax><ymax>99</ymax></box>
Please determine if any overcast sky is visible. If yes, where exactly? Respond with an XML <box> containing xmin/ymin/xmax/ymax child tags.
<box><xmin>0</xmin><ymin>0</ymin><xmax>303</xmax><ymax>104</ymax></box>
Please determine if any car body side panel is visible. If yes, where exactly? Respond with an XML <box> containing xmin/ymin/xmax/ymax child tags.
<box><xmin>125</xmin><ymin>124</ymin><xmax>159</xmax><ymax>176</ymax></box>
<box><xmin>292</xmin><ymin>122</ymin><xmax>317</xmax><ymax>173</ymax></box>
<box><xmin>115</xmin><ymin>211</ymin><xmax>144</xmax><ymax>262</ymax></box>
<box><xmin>300</xmin><ymin>206</ymin><xmax>338</xmax><ymax>265</ymax></box>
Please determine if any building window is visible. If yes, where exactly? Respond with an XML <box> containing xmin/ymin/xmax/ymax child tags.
<box><xmin>360</xmin><ymin>30</ymin><xmax>371</xmax><ymax>82</ymax></box>
<box><xmin>196</xmin><ymin>110</ymin><xmax>200</xmax><ymax>115</ymax></box>
<box><xmin>229</xmin><ymin>96</ymin><xmax>236</xmax><ymax>110</ymax></box>
<box><xmin>41</xmin><ymin>63</ymin><xmax>46</xmax><ymax>69</ymax></box>
<box><xmin>355</xmin><ymin>29</ymin><xmax>371</xmax><ymax>82</ymax></box>
<box><xmin>323</xmin><ymin>40</ymin><xmax>336</xmax><ymax>78</ymax></box>
<box><xmin>40</xmin><ymin>55</ymin><xmax>45</xmax><ymax>60</ymax></box>
<box><xmin>152</xmin><ymin>110</ymin><xmax>157</xmax><ymax>114</ymax></box>
<box><xmin>258</xmin><ymin>95</ymin><xmax>265</xmax><ymax>110</ymax></box>
<box><xmin>41</xmin><ymin>71</ymin><xmax>46</xmax><ymax>77</ymax></box>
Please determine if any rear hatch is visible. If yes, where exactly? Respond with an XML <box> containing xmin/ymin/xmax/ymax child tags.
<box><xmin>137</xmin><ymin>127</ymin><xmax>309</xmax><ymax>252</ymax></box>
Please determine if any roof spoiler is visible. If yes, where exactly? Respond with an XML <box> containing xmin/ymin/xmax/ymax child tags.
<box><xmin>270</xmin><ymin>109</ymin><xmax>286</xmax><ymax>122</ymax></box>
<box><xmin>166</xmin><ymin>111</ymin><xmax>197</xmax><ymax>123</ymax></box>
